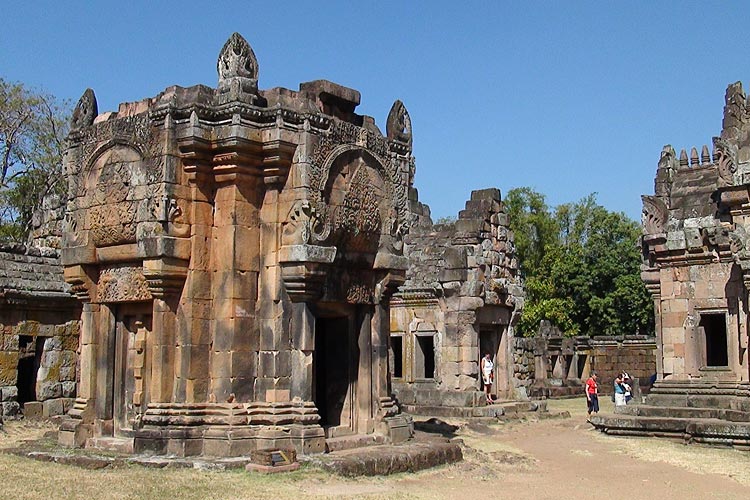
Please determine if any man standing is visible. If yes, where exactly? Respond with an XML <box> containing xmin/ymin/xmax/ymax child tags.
<box><xmin>585</xmin><ymin>372</ymin><xmax>599</xmax><ymax>416</ymax></box>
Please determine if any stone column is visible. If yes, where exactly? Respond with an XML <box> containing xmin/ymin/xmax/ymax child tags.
<box><xmin>94</xmin><ymin>304</ymin><xmax>115</xmax><ymax>434</ymax></box>
<box><xmin>210</xmin><ymin>175</ymin><xmax>260</xmax><ymax>403</ymax></box>
<box><xmin>356</xmin><ymin>305</ymin><xmax>373</xmax><ymax>434</ymax></box>
<box><xmin>644</xmin><ymin>269</ymin><xmax>663</xmax><ymax>380</ymax></box>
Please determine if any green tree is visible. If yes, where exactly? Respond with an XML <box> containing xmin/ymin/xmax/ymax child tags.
<box><xmin>508</xmin><ymin>188</ymin><xmax>653</xmax><ymax>337</ymax></box>
<box><xmin>0</xmin><ymin>78</ymin><xmax>70</xmax><ymax>242</ymax></box>
<box><xmin>504</xmin><ymin>187</ymin><xmax>559</xmax><ymax>276</ymax></box>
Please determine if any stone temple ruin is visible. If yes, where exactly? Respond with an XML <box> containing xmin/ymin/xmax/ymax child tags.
<box><xmin>1</xmin><ymin>32</ymin><xmax>658</xmax><ymax>457</ymax></box>
<box><xmin>592</xmin><ymin>81</ymin><xmax>750</xmax><ymax>445</ymax></box>
<box><xmin>57</xmin><ymin>33</ymin><xmax>424</xmax><ymax>455</ymax></box>
<box><xmin>390</xmin><ymin>189</ymin><xmax>526</xmax><ymax>416</ymax></box>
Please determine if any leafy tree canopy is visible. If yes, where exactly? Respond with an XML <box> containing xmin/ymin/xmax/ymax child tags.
<box><xmin>507</xmin><ymin>187</ymin><xmax>653</xmax><ymax>338</ymax></box>
<box><xmin>0</xmin><ymin>78</ymin><xmax>70</xmax><ymax>242</ymax></box>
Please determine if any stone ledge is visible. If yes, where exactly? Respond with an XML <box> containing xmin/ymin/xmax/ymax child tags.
<box><xmin>302</xmin><ymin>440</ymin><xmax>462</xmax><ymax>476</ymax></box>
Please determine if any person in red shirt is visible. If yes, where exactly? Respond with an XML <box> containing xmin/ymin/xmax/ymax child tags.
<box><xmin>585</xmin><ymin>372</ymin><xmax>599</xmax><ymax>416</ymax></box>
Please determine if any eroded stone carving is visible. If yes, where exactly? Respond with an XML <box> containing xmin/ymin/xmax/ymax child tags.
<box><xmin>714</xmin><ymin>136</ymin><xmax>738</xmax><ymax>186</ymax></box>
<box><xmin>96</xmin><ymin>264</ymin><xmax>152</xmax><ymax>302</ymax></box>
<box><xmin>281</xmin><ymin>200</ymin><xmax>331</xmax><ymax>246</ymax></box>
<box><xmin>386</xmin><ymin>100</ymin><xmax>412</xmax><ymax>147</ymax></box>
<box><xmin>641</xmin><ymin>195</ymin><xmax>668</xmax><ymax>234</ymax></box>
<box><xmin>217</xmin><ymin>32</ymin><xmax>258</xmax><ymax>83</ymax></box>
<box><xmin>70</xmin><ymin>88</ymin><xmax>97</xmax><ymax>131</ymax></box>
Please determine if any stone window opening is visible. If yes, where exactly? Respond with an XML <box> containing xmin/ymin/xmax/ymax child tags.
<box><xmin>414</xmin><ymin>334</ymin><xmax>435</xmax><ymax>380</ymax></box>
<box><xmin>390</xmin><ymin>334</ymin><xmax>404</xmax><ymax>379</ymax></box>
<box><xmin>699</xmin><ymin>312</ymin><xmax>729</xmax><ymax>367</ymax></box>
<box><xmin>17</xmin><ymin>335</ymin><xmax>44</xmax><ymax>407</ymax></box>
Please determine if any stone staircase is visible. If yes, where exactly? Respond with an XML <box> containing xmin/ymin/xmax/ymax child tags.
<box><xmin>589</xmin><ymin>403</ymin><xmax>750</xmax><ymax>449</ymax></box>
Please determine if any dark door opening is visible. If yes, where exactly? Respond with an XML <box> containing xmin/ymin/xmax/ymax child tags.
<box><xmin>17</xmin><ymin>336</ymin><xmax>44</xmax><ymax>407</ymax></box>
<box><xmin>415</xmin><ymin>335</ymin><xmax>435</xmax><ymax>379</ymax></box>
<box><xmin>700</xmin><ymin>313</ymin><xmax>729</xmax><ymax>367</ymax></box>
<box><xmin>390</xmin><ymin>335</ymin><xmax>403</xmax><ymax>378</ymax></box>
<box><xmin>314</xmin><ymin>316</ymin><xmax>355</xmax><ymax>430</ymax></box>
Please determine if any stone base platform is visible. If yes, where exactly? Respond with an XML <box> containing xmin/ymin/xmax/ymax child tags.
<box><xmin>401</xmin><ymin>400</ymin><xmax>545</xmax><ymax>419</ymax></box>
<box><xmin>9</xmin><ymin>436</ymin><xmax>462</xmax><ymax>476</ymax></box>
<box><xmin>324</xmin><ymin>433</ymin><xmax>387</xmax><ymax>452</ymax></box>
<box><xmin>589</xmin><ymin>404</ymin><xmax>750</xmax><ymax>449</ymax></box>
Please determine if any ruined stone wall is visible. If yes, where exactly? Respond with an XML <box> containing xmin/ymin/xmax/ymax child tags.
<box><xmin>511</xmin><ymin>322</ymin><xmax>656</xmax><ymax>399</ymax></box>
<box><xmin>391</xmin><ymin>188</ymin><xmax>525</xmax><ymax>410</ymax></box>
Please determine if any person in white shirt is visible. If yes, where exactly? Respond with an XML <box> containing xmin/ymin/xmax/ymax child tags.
<box><xmin>481</xmin><ymin>353</ymin><xmax>494</xmax><ymax>404</ymax></box>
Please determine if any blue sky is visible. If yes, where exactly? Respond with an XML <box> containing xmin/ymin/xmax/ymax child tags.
<box><xmin>2</xmin><ymin>1</ymin><xmax>746</xmax><ymax>221</ymax></box>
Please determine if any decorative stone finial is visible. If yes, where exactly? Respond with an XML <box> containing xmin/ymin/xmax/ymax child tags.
<box><xmin>217</xmin><ymin>32</ymin><xmax>258</xmax><ymax>83</ymax></box>
<box><xmin>386</xmin><ymin>100</ymin><xmax>412</xmax><ymax>147</ymax></box>
<box><xmin>70</xmin><ymin>88</ymin><xmax>97</xmax><ymax>131</ymax></box>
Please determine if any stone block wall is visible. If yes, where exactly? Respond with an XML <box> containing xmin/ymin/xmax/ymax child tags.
<box><xmin>0</xmin><ymin>316</ymin><xmax>79</xmax><ymax>418</ymax></box>
<box><xmin>512</xmin><ymin>323</ymin><xmax>656</xmax><ymax>399</ymax></box>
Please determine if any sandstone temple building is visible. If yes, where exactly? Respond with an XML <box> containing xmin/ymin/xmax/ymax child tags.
<box><xmin>57</xmin><ymin>33</ymin><xmax>424</xmax><ymax>455</ymax></box>
<box><xmin>592</xmin><ymin>81</ymin><xmax>750</xmax><ymax>445</ymax></box>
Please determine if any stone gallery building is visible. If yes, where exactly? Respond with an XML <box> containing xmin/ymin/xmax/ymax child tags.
<box><xmin>57</xmin><ymin>33</ymin><xmax>431</xmax><ymax>456</ymax></box>
<box><xmin>592</xmin><ymin>81</ymin><xmax>750</xmax><ymax>445</ymax></box>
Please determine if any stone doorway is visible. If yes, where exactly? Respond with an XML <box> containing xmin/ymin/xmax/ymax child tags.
<box><xmin>112</xmin><ymin>304</ymin><xmax>152</xmax><ymax>437</ymax></box>
<box><xmin>16</xmin><ymin>336</ymin><xmax>44</xmax><ymax>408</ymax></box>
<box><xmin>314</xmin><ymin>313</ymin><xmax>358</xmax><ymax>437</ymax></box>
<box><xmin>480</xmin><ymin>327</ymin><xmax>509</xmax><ymax>399</ymax></box>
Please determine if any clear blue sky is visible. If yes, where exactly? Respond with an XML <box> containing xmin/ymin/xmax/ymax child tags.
<box><xmin>2</xmin><ymin>1</ymin><xmax>746</xmax><ymax>222</ymax></box>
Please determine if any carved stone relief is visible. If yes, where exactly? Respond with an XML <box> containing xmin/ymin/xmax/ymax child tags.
<box><xmin>217</xmin><ymin>32</ymin><xmax>258</xmax><ymax>82</ymax></box>
<box><xmin>70</xmin><ymin>88</ymin><xmax>98</xmax><ymax>132</ymax></box>
<box><xmin>386</xmin><ymin>100</ymin><xmax>412</xmax><ymax>147</ymax></box>
<box><xmin>96</xmin><ymin>264</ymin><xmax>152</xmax><ymax>303</ymax></box>
<box><xmin>641</xmin><ymin>195</ymin><xmax>668</xmax><ymax>234</ymax></box>
<box><xmin>714</xmin><ymin>136</ymin><xmax>739</xmax><ymax>186</ymax></box>
<box><xmin>85</xmin><ymin>147</ymin><xmax>146</xmax><ymax>247</ymax></box>
<box><xmin>281</xmin><ymin>200</ymin><xmax>331</xmax><ymax>246</ymax></box>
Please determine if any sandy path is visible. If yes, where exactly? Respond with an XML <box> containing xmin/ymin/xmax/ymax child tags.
<box><xmin>305</xmin><ymin>401</ymin><xmax>750</xmax><ymax>499</ymax></box>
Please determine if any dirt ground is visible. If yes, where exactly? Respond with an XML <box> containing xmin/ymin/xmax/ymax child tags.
<box><xmin>1</xmin><ymin>399</ymin><xmax>749</xmax><ymax>500</ymax></box>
